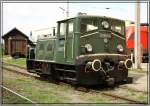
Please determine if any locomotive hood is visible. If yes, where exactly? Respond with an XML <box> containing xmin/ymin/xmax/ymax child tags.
<box><xmin>80</xmin><ymin>29</ymin><xmax>126</xmax><ymax>54</ymax></box>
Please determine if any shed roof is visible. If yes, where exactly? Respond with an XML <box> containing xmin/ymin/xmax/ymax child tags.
<box><xmin>2</xmin><ymin>27</ymin><xmax>28</xmax><ymax>39</ymax></box>
<box><xmin>2</xmin><ymin>27</ymin><xmax>35</xmax><ymax>46</ymax></box>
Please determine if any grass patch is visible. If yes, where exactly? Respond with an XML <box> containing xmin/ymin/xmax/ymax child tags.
<box><xmin>85</xmin><ymin>93</ymin><xmax>112</xmax><ymax>103</ymax></box>
<box><xmin>3</xmin><ymin>70</ymin><xmax>125</xmax><ymax>103</ymax></box>
<box><xmin>2</xmin><ymin>89</ymin><xmax>30</xmax><ymax>104</ymax></box>
<box><xmin>126</xmin><ymin>89</ymin><xmax>148</xmax><ymax>103</ymax></box>
<box><xmin>80</xmin><ymin>92</ymin><xmax>128</xmax><ymax>103</ymax></box>
<box><xmin>3</xmin><ymin>71</ymin><xmax>73</xmax><ymax>103</ymax></box>
<box><xmin>3</xmin><ymin>56</ymin><xmax>26</xmax><ymax>68</ymax></box>
<box><xmin>3</xmin><ymin>55</ymin><xmax>11</xmax><ymax>58</ymax></box>
<box><xmin>129</xmin><ymin>68</ymin><xmax>148</xmax><ymax>73</ymax></box>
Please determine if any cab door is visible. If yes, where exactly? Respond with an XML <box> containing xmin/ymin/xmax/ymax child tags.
<box><xmin>65</xmin><ymin>20</ymin><xmax>74</xmax><ymax>64</ymax></box>
<box><xmin>55</xmin><ymin>21</ymin><xmax>67</xmax><ymax>63</ymax></box>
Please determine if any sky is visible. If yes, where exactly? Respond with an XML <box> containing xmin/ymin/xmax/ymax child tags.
<box><xmin>2</xmin><ymin>2</ymin><xmax>148</xmax><ymax>42</ymax></box>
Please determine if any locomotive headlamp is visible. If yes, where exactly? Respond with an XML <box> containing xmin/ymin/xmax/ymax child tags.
<box><xmin>86</xmin><ymin>59</ymin><xmax>101</xmax><ymax>72</ymax></box>
<box><xmin>124</xmin><ymin>59</ymin><xmax>133</xmax><ymax>69</ymax></box>
<box><xmin>92</xmin><ymin>59</ymin><xmax>102</xmax><ymax>71</ymax></box>
<box><xmin>85</xmin><ymin>44</ymin><xmax>93</xmax><ymax>52</ymax></box>
<box><xmin>102</xmin><ymin>21</ymin><xmax>109</xmax><ymax>29</ymax></box>
<box><xmin>117</xmin><ymin>44</ymin><xmax>124</xmax><ymax>52</ymax></box>
<box><xmin>104</xmin><ymin>38</ymin><xmax>108</xmax><ymax>43</ymax></box>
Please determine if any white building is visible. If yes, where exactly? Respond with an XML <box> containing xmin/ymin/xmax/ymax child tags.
<box><xmin>31</xmin><ymin>27</ymin><xmax>56</xmax><ymax>41</ymax></box>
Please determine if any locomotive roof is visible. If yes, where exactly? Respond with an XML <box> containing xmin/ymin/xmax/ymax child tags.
<box><xmin>57</xmin><ymin>15</ymin><xmax>125</xmax><ymax>23</ymax></box>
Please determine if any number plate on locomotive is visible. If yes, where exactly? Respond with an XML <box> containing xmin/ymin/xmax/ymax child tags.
<box><xmin>100</xmin><ymin>34</ymin><xmax>111</xmax><ymax>38</ymax></box>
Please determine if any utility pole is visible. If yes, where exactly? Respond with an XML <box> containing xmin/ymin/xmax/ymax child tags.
<box><xmin>59</xmin><ymin>0</ymin><xmax>69</xmax><ymax>18</ymax></box>
<box><xmin>134</xmin><ymin>1</ymin><xmax>141</xmax><ymax>68</ymax></box>
<box><xmin>67</xmin><ymin>0</ymin><xmax>69</xmax><ymax>18</ymax></box>
<box><xmin>59</xmin><ymin>7</ymin><xmax>66</xmax><ymax>18</ymax></box>
<box><xmin>105</xmin><ymin>8</ymin><xmax>110</xmax><ymax>16</ymax></box>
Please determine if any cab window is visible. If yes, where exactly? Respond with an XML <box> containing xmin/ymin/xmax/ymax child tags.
<box><xmin>68</xmin><ymin>22</ymin><xmax>73</xmax><ymax>34</ymax></box>
<box><xmin>60</xmin><ymin>22</ymin><xmax>66</xmax><ymax>36</ymax></box>
<box><xmin>80</xmin><ymin>19</ymin><xmax>98</xmax><ymax>35</ymax></box>
<box><xmin>111</xmin><ymin>21</ymin><xmax>125</xmax><ymax>35</ymax></box>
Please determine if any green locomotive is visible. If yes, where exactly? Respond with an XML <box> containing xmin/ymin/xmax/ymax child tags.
<box><xmin>27</xmin><ymin>15</ymin><xmax>133</xmax><ymax>85</ymax></box>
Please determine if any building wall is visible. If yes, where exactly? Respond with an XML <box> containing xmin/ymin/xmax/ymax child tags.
<box><xmin>4</xmin><ymin>39</ymin><xmax>8</xmax><ymax>54</ymax></box>
<box><xmin>4</xmin><ymin>34</ymin><xmax>28</xmax><ymax>57</ymax></box>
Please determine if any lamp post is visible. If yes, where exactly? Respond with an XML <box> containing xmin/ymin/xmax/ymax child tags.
<box><xmin>134</xmin><ymin>1</ymin><xmax>141</xmax><ymax>69</ymax></box>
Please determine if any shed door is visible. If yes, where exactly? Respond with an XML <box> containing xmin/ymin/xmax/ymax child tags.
<box><xmin>11</xmin><ymin>40</ymin><xmax>26</xmax><ymax>54</ymax></box>
<box><xmin>65</xmin><ymin>20</ymin><xmax>74</xmax><ymax>63</ymax></box>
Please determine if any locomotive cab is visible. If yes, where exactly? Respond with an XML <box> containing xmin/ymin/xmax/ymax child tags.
<box><xmin>75</xmin><ymin>16</ymin><xmax>132</xmax><ymax>85</ymax></box>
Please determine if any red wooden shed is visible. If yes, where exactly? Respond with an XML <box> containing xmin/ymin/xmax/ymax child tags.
<box><xmin>2</xmin><ymin>28</ymin><xmax>35</xmax><ymax>57</ymax></box>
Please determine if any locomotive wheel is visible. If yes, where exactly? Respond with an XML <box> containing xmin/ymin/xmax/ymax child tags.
<box><xmin>126</xmin><ymin>77</ymin><xmax>133</xmax><ymax>84</ymax></box>
<box><xmin>122</xmin><ymin>77</ymin><xmax>133</xmax><ymax>84</ymax></box>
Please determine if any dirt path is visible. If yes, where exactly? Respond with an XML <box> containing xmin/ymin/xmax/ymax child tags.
<box><xmin>69</xmin><ymin>91</ymin><xmax>87</xmax><ymax>103</ymax></box>
<box><xmin>121</xmin><ymin>71</ymin><xmax>148</xmax><ymax>92</ymax></box>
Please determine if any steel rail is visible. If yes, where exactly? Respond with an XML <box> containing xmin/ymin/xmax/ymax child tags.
<box><xmin>1</xmin><ymin>85</ymin><xmax>39</xmax><ymax>105</ymax></box>
<box><xmin>76</xmin><ymin>87</ymin><xmax>147</xmax><ymax>104</ymax></box>
<box><xmin>3</xmin><ymin>62</ymin><xmax>26</xmax><ymax>69</ymax></box>
<box><xmin>2</xmin><ymin>66</ymin><xmax>37</xmax><ymax>78</ymax></box>
<box><xmin>119</xmin><ymin>86</ymin><xmax>148</xmax><ymax>94</ymax></box>
<box><xmin>101</xmin><ymin>92</ymin><xmax>146</xmax><ymax>104</ymax></box>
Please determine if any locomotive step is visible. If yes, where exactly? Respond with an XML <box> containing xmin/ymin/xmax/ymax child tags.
<box><xmin>63</xmin><ymin>77</ymin><xmax>77</xmax><ymax>81</ymax></box>
<box><xmin>59</xmin><ymin>77</ymin><xmax>77</xmax><ymax>82</ymax></box>
<box><xmin>55</xmin><ymin>68</ymin><xmax>76</xmax><ymax>73</ymax></box>
<box><xmin>35</xmin><ymin>69</ymin><xmax>42</xmax><ymax>72</ymax></box>
<box><xmin>28</xmin><ymin>69</ymin><xmax>36</xmax><ymax>73</ymax></box>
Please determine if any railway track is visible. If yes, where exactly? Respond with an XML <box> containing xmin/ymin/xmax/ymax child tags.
<box><xmin>3</xmin><ymin>62</ymin><xmax>148</xmax><ymax>93</ymax></box>
<box><xmin>2</xmin><ymin>63</ymin><xmax>148</xmax><ymax>104</ymax></box>
<box><xmin>3</xmin><ymin>66</ymin><xmax>34</xmax><ymax>77</ymax></box>
<box><xmin>2</xmin><ymin>62</ymin><xmax>26</xmax><ymax>69</ymax></box>
<box><xmin>75</xmin><ymin>86</ymin><xmax>147</xmax><ymax>104</ymax></box>
<box><xmin>90</xmin><ymin>89</ymin><xmax>146</xmax><ymax>104</ymax></box>
<box><xmin>119</xmin><ymin>86</ymin><xmax>148</xmax><ymax>94</ymax></box>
